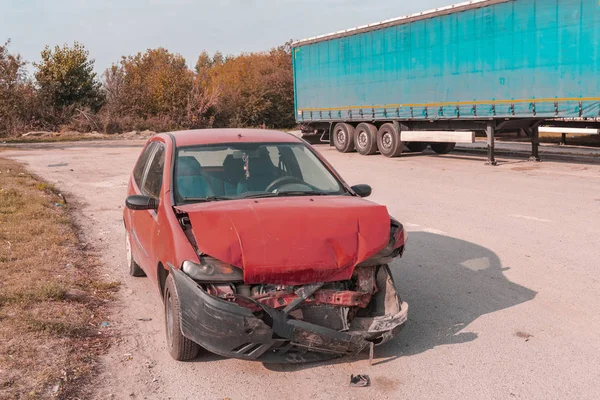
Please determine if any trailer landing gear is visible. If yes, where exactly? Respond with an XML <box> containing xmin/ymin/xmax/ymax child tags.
<box><xmin>485</xmin><ymin>122</ymin><xmax>497</xmax><ymax>166</ymax></box>
<box><xmin>529</xmin><ymin>125</ymin><xmax>541</xmax><ymax>162</ymax></box>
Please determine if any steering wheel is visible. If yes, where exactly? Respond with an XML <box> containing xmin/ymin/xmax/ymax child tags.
<box><xmin>265</xmin><ymin>176</ymin><xmax>309</xmax><ymax>192</ymax></box>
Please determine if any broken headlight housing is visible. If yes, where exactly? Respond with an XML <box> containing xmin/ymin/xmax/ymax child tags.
<box><xmin>182</xmin><ymin>257</ymin><xmax>243</xmax><ymax>282</ymax></box>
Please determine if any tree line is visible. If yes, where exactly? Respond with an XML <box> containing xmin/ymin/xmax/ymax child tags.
<box><xmin>0</xmin><ymin>40</ymin><xmax>296</xmax><ymax>137</ymax></box>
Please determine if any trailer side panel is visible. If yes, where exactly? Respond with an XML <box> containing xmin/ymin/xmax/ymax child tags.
<box><xmin>293</xmin><ymin>0</ymin><xmax>600</xmax><ymax>122</ymax></box>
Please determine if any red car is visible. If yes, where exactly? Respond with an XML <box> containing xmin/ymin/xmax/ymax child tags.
<box><xmin>124</xmin><ymin>129</ymin><xmax>408</xmax><ymax>363</ymax></box>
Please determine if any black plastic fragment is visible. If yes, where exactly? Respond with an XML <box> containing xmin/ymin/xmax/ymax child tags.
<box><xmin>350</xmin><ymin>374</ymin><xmax>371</xmax><ymax>387</ymax></box>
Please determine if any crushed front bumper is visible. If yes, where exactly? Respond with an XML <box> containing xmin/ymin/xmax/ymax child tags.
<box><xmin>170</xmin><ymin>267</ymin><xmax>408</xmax><ymax>363</ymax></box>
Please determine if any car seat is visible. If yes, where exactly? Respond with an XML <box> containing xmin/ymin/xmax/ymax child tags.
<box><xmin>222</xmin><ymin>155</ymin><xmax>248</xmax><ymax>196</ymax></box>
<box><xmin>245</xmin><ymin>148</ymin><xmax>279</xmax><ymax>192</ymax></box>
<box><xmin>176</xmin><ymin>156</ymin><xmax>215</xmax><ymax>201</ymax></box>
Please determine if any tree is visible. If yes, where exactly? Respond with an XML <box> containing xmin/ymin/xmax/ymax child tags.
<box><xmin>208</xmin><ymin>42</ymin><xmax>295</xmax><ymax>128</ymax></box>
<box><xmin>195</xmin><ymin>51</ymin><xmax>213</xmax><ymax>76</ymax></box>
<box><xmin>0</xmin><ymin>40</ymin><xmax>37</xmax><ymax>136</ymax></box>
<box><xmin>34</xmin><ymin>42</ymin><xmax>104</xmax><ymax>126</ymax></box>
<box><xmin>108</xmin><ymin>48</ymin><xmax>193</xmax><ymax>130</ymax></box>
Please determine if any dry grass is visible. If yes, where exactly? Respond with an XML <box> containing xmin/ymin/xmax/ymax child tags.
<box><xmin>0</xmin><ymin>158</ymin><xmax>118</xmax><ymax>399</ymax></box>
<box><xmin>537</xmin><ymin>131</ymin><xmax>600</xmax><ymax>147</ymax></box>
<box><xmin>1</xmin><ymin>133</ymin><xmax>112</xmax><ymax>144</ymax></box>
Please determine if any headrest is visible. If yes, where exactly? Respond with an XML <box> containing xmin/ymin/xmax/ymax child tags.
<box><xmin>223</xmin><ymin>154</ymin><xmax>245</xmax><ymax>180</ymax></box>
<box><xmin>177</xmin><ymin>156</ymin><xmax>202</xmax><ymax>176</ymax></box>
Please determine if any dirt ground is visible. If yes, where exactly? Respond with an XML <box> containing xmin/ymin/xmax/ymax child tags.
<box><xmin>2</xmin><ymin>141</ymin><xmax>600</xmax><ymax>399</ymax></box>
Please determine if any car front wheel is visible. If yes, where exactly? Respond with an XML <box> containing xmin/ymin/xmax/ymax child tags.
<box><xmin>164</xmin><ymin>274</ymin><xmax>200</xmax><ymax>361</ymax></box>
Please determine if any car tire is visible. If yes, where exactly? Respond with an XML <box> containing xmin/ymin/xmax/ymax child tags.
<box><xmin>164</xmin><ymin>274</ymin><xmax>200</xmax><ymax>361</ymax></box>
<box><xmin>377</xmin><ymin>123</ymin><xmax>404</xmax><ymax>158</ymax></box>
<box><xmin>406</xmin><ymin>142</ymin><xmax>429</xmax><ymax>152</ymax></box>
<box><xmin>332</xmin><ymin>123</ymin><xmax>355</xmax><ymax>153</ymax></box>
<box><xmin>126</xmin><ymin>232</ymin><xmax>146</xmax><ymax>277</ymax></box>
<box><xmin>354</xmin><ymin>123</ymin><xmax>378</xmax><ymax>155</ymax></box>
<box><xmin>431</xmin><ymin>142</ymin><xmax>456</xmax><ymax>154</ymax></box>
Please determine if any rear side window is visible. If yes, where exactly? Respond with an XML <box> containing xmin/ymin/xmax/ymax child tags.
<box><xmin>133</xmin><ymin>143</ymin><xmax>155</xmax><ymax>187</ymax></box>
<box><xmin>142</xmin><ymin>144</ymin><xmax>165</xmax><ymax>198</ymax></box>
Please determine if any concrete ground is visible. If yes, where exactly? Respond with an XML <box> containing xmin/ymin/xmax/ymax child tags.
<box><xmin>2</xmin><ymin>141</ymin><xmax>599</xmax><ymax>399</ymax></box>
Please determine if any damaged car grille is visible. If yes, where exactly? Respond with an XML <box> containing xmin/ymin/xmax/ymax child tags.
<box><xmin>301</xmin><ymin>305</ymin><xmax>350</xmax><ymax>331</ymax></box>
<box><xmin>171</xmin><ymin>263</ymin><xmax>408</xmax><ymax>362</ymax></box>
<box><xmin>205</xmin><ymin>266</ymin><xmax>378</xmax><ymax>331</ymax></box>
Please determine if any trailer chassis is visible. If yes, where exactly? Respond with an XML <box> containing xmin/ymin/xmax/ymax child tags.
<box><xmin>299</xmin><ymin>117</ymin><xmax>600</xmax><ymax>165</ymax></box>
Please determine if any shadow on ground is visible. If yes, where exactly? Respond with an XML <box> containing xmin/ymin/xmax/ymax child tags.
<box><xmin>265</xmin><ymin>232</ymin><xmax>537</xmax><ymax>371</ymax></box>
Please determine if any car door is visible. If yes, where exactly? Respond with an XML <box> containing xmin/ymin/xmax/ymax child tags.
<box><xmin>127</xmin><ymin>142</ymin><xmax>155</xmax><ymax>270</ymax></box>
<box><xmin>132</xmin><ymin>142</ymin><xmax>166</xmax><ymax>283</ymax></box>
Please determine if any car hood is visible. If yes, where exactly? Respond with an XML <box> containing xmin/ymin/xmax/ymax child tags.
<box><xmin>176</xmin><ymin>196</ymin><xmax>391</xmax><ymax>285</ymax></box>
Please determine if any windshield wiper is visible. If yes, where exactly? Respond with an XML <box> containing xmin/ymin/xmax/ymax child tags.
<box><xmin>182</xmin><ymin>196</ymin><xmax>232</xmax><ymax>203</ymax></box>
<box><xmin>239</xmin><ymin>192</ymin><xmax>279</xmax><ymax>199</ymax></box>
<box><xmin>239</xmin><ymin>191</ymin><xmax>332</xmax><ymax>199</ymax></box>
<box><xmin>276</xmin><ymin>191</ymin><xmax>329</xmax><ymax>197</ymax></box>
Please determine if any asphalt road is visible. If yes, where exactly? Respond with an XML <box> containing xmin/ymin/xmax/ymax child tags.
<box><xmin>3</xmin><ymin>141</ymin><xmax>600</xmax><ymax>399</ymax></box>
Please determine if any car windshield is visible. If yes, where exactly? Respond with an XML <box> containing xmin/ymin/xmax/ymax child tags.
<box><xmin>174</xmin><ymin>142</ymin><xmax>345</xmax><ymax>203</ymax></box>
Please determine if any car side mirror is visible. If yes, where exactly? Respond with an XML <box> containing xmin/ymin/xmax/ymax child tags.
<box><xmin>351</xmin><ymin>184</ymin><xmax>372</xmax><ymax>198</ymax></box>
<box><xmin>126</xmin><ymin>195</ymin><xmax>159</xmax><ymax>210</ymax></box>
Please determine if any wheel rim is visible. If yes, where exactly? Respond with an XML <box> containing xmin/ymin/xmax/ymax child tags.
<box><xmin>381</xmin><ymin>131</ymin><xmax>393</xmax><ymax>150</ymax></box>
<box><xmin>126</xmin><ymin>233</ymin><xmax>132</xmax><ymax>267</ymax></box>
<box><xmin>358</xmin><ymin>130</ymin><xmax>368</xmax><ymax>148</ymax></box>
<box><xmin>166</xmin><ymin>291</ymin><xmax>174</xmax><ymax>347</ymax></box>
<box><xmin>335</xmin><ymin>129</ymin><xmax>346</xmax><ymax>145</ymax></box>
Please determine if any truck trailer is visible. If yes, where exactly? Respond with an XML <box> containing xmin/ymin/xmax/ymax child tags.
<box><xmin>291</xmin><ymin>0</ymin><xmax>600</xmax><ymax>164</ymax></box>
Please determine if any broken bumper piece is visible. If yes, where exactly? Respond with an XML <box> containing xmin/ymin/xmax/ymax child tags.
<box><xmin>170</xmin><ymin>268</ymin><xmax>408</xmax><ymax>363</ymax></box>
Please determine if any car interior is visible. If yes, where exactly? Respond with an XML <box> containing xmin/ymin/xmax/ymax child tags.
<box><xmin>175</xmin><ymin>146</ymin><xmax>284</xmax><ymax>202</ymax></box>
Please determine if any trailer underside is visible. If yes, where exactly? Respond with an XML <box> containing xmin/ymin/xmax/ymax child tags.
<box><xmin>299</xmin><ymin>117</ymin><xmax>600</xmax><ymax>166</ymax></box>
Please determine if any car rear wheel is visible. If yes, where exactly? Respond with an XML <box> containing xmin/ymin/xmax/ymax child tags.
<box><xmin>354</xmin><ymin>123</ymin><xmax>378</xmax><ymax>155</ymax></box>
<box><xmin>164</xmin><ymin>274</ymin><xmax>200</xmax><ymax>361</ymax></box>
<box><xmin>431</xmin><ymin>142</ymin><xmax>456</xmax><ymax>154</ymax></box>
<box><xmin>406</xmin><ymin>142</ymin><xmax>429</xmax><ymax>152</ymax></box>
<box><xmin>377</xmin><ymin>123</ymin><xmax>404</xmax><ymax>158</ymax></box>
<box><xmin>126</xmin><ymin>232</ymin><xmax>146</xmax><ymax>277</ymax></box>
<box><xmin>332</xmin><ymin>123</ymin><xmax>355</xmax><ymax>153</ymax></box>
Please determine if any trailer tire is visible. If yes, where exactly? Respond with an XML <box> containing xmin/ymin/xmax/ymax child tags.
<box><xmin>431</xmin><ymin>142</ymin><xmax>456</xmax><ymax>154</ymax></box>
<box><xmin>406</xmin><ymin>142</ymin><xmax>429</xmax><ymax>152</ymax></box>
<box><xmin>332</xmin><ymin>123</ymin><xmax>355</xmax><ymax>153</ymax></box>
<box><xmin>377</xmin><ymin>123</ymin><xmax>404</xmax><ymax>158</ymax></box>
<box><xmin>355</xmin><ymin>123</ymin><xmax>378</xmax><ymax>155</ymax></box>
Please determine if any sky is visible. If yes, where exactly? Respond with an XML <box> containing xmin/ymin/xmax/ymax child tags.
<box><xmin>1</xmin><ymin>0</ymin><xmax>455</xmax><ymax>74</ymax></box>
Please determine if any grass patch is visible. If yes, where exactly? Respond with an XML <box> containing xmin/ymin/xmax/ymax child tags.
<box><xmin>0</xmin><ymin>133</ymin><xmax>112</xmax><ymax>144</ymax></box>
<box><xmin>0</xmin><ymin>158</ymin><xmax>118</xmax><ymax>399</ymax></box>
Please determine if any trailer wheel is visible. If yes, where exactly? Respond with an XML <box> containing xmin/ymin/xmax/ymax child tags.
<box><xmin>406</xmin><ymin>142</ymin><xmax>429</xmax><ymax>152</ymax></box>
<box><xmin>377</xmin><ymin>123</ymin><xmax>404</xmax><ymax>158</ymax></box>
<box><xmin>431</xmin><ymin>142</ymin><xmax>456</xmax><ymax>154</ymax></box>
<box><xmin>332</xmin><ymin>123</ymin><xmax>355</xmax><ymax>153</ymax></box>
<box><xmin>354</xmin><ymin>123</ymin><xmax>378</xmax><ymax>155</ymax></box>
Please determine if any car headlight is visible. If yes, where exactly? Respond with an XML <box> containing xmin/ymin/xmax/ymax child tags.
<box><xmin>182</xmin><ymin>257</ymin><xmax>244</xmax><ymax>282</ymax></box>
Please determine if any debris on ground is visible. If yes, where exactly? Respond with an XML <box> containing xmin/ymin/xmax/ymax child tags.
<box><xmin>516</xmin><ymin>331</ymin><xmax>533</xmax><ymax>341</ymax></box>
<box><xmin>350</xmin><ymin>374</ymin><xmax>371</xmax><ymax>387</ymax></box>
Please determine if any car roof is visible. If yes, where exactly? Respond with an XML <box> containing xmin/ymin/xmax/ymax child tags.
<box><xmin>164</xmin><ymin>129</ymin><xmax>303</xmax><ymax>148</ymax></box>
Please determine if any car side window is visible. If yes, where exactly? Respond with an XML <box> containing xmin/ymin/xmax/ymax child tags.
<box><xmin>133</xmin><ymin>143</ymin><xmax>155</xmax><ymax>188</ymax></box>
<box><xmin>142</xmin><ymin>144</ymin><xmax>165</xmax><ymax>198</ymax></box>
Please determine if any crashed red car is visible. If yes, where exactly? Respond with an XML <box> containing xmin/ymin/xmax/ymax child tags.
<box><xmin>123</xmin><ymin>129</ymin><xmax>408</xmax><ymax>363</ymax></box>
